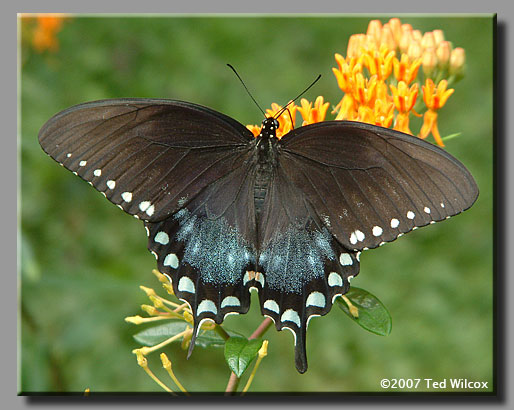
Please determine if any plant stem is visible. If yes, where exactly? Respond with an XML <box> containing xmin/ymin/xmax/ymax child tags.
<box><xmin>249</xmin><ymin>317</ymin><xmax>273</xmax><ymax>340</ymax></box>
<box><xmin>224</xmin><ymin>317</ymin><xmax>273</xmax><ymax>395</ymax></box>
<box><xmin>224</xmin><ymin>372</ymin><xmax>240</xmax><ymax>395</ymax></box>
<box><xmin>214</xmin><ymin>324</ymin><xmax>230</xmax><ymax>341</ymax></box>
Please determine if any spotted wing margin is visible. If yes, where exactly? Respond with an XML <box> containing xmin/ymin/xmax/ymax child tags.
<box><xmin>278</xmin><ymin>121</ymin><xmax>479</xmax><ymax>251</ymax></box>
<box><xmin>256</xmin><ymin>164</ymin><xmax>360</xmax><ymax>373</ymax></box>
<box><xmin>38</xmin><ymin>98</ymin><xmax>255</xmax><ymax>222</ymax></box>
<box><xmin>145</xmin><ymin>151</ymin><xmax>260</xmax><ymax>357</ymax></box>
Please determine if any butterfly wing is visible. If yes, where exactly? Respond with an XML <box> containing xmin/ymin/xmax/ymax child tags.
<box><xmin>39</xmin><ymin>98</ymin><xmax>261</xmax><ymax>354</ymax></box>
<box><xmin>38</xmin><ymin>99</ymin><xmax>255</xmax><ymax>222</ymax></box>
<box><xmin>279</xmin><ymin>121</ymin><xmax>479</xmax><ymax>251</ymax></box>
<box><xmin>256</xmin><ymin>164</ymin><xmax>360</xmax><ymax>373</ymax></box>
<box><xmin>145</xmin><ymin>151</ymin><xmax>260</xmax><ymax>353</ymax></box>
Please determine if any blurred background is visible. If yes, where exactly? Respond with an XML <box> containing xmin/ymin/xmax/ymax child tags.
<box><xmin>19</xmin><ymin>15</ymin><xmax>493</xmax><ymax>393</ymax></box>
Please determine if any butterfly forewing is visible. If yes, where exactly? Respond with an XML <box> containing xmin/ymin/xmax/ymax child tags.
<box><xmin>38</xmin><ymin>99</ymin><xmax>255</xmax><ymax>222</ymax></box>
<box><xmin>279</xmin><ymin>121</ymin><xmax>479</xmax><ymax>251</ymax></box>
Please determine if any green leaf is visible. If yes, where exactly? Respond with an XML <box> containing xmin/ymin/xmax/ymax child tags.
<box><xmin>133</xmin><ymin>321</ymin><xmax>188</xmax><ymax>346</ymax></box>
<box><xmin>133</xmin><ymin>321</ymin><xmax>242</xmax><ymax>348</ymax></box>
<box><xmin>224</xmin><ymin>337</ymin><xmax>263</xmax><ymax>377</ymax></box>
<box><xmin>336</xmin><ymin>287</ymin><xmax>392</xmax><ymax>336</ymax></box>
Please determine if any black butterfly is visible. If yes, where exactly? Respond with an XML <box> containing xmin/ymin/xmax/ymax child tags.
<box><xmin>38</xmin><ymin>98</ymin><xmax>478</xmax><ymax>373</ymax></box>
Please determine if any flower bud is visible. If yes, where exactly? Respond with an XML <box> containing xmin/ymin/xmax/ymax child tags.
<box><xmin>407</xmin><ymin>41</ymin><xmax>423</xmax><ymax>60</ymax></box>
<box><xmin>367</xmin><ymin>19</ymin><xmax>382</xmax><ymax>43</ymax></box>
<box><xmin>449</xmin><ymin>47</ymin><xmax>466</xmax><ymax>76</ymax></box>
<box><xmin>380</xmin><ymin>25</ymin><xmax>396</xmax><ymax>50</ymax></box>
<box><xmin>388</xmin><ymin>18</ymin><xmax>402</xmax><ymax>44</ymax></box>
<box><xmin>412</xmin><ymin>29</ymin><xmax>422</xmax><ymax>42</ymax></box>
<box><xmin>399</xmin><ymin>30</ymin><xmax>412</xmax><ymax>53</ymax></box>
<box><xmin>432</xmin><ymin>29</ymin><xmax>445</xmax><ymax>46</ymax></box>
<box><xmin>436</xmin><ymin>40</ymin><xmax>451</xmax><ymax>68</ymax></box>
<box><xmin>422</xmin><ymin>47</ymin><xmax>438</xmax><ymax>77</ymax></box>
<box><xmin>421</xmin><ymin>31</ymin><xmax>436</xmax><ymax>50</ymax></box>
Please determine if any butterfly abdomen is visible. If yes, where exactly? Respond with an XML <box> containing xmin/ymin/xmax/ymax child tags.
<box><xmin>253</xmin><ymin>136</ymin><xmax>278</xmax><ymax>220</ymax></box>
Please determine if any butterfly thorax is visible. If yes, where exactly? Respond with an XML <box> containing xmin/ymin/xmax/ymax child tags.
<box><xmin>254</xmin><ymin>117</ymin><xmax>280</xmax><ymax>219</ymax></box>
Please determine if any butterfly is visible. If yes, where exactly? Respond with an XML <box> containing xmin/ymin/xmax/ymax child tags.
<box><xmin>38</xmin><ymin>97</ymin><xmax>478</xmax><ymax>373</ymax></box>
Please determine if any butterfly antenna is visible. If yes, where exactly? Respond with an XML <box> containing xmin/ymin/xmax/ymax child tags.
<box><xmin>275</xmin><ymin>74</ymin><xmax>321</xmax><ymax>119</ymax></box>
<box><xmin>227</xmin><ymin>64</ymin><xmax>266</xmax><ymax>117</ymax></box>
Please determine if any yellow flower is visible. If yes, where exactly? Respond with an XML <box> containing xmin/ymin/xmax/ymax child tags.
<box><xmin>422</xmin><ymin>78</ymin><xmax>454</xmax><ymax>111</ymax></box>
<box><xmin>419</xmin><ymin>79</ymin><xmax>454</xmax><ymax>146</ymax></box>
<box><xmin>352</xmin><ymin>73</ymin><xmax>378</xmax><ymax>108</ymax></box>
<box><xmin>393</xmin><ymin>54</ymin><xmax>421</xmax><ymax>84</ymax></box>
<box><xmin>334</xmin><ymin>94</ymin><xmax>356</xmax><ymax>121</ymax></box>
<box><xmin>297</xmin><ymin>96</ymin><xmax>330</xmax><ymax>126</ymax></box>
<box><xmin>332</xmin><ymin>54</ymin><xmax>361</xmax><ymax>93</ymax></box>
<box><xmin>361</xmin><ymin>45</ymin><xmax>395</xmax><ymax>81</ymax></box>
<box><xmin>390</xmin><ymin>81</ymin><xmax>419</xmax><ymax>134</ymax></box>
<box><xmin>390</xmin><ymin>81</ymin><xmax>418</xmax><ymax>114</ymax></box>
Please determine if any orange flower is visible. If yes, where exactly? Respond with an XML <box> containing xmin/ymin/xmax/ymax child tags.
<box><xmin>390</xmin><ymin>81</ymin><xmax>419</xmax><ymax>134</ymax></box>
<box><xmin>334</xmin><ymin>94</ymin><xmax>356</xmax><ymax>121</ymax></box>
<box><xmin>30</xmin><ymin>15</ymin><xmax>67</xmax><ymax>53</ymax></box>
<box><xmin>393</xmin><ymin>54</ymin><xmax>421</xmax><ymax>84</ymax></box>
<box><xmin>297</xmin><ymin>97</ymin><xmax>330</xmax><ymax>126</ymax></box>
<box><xmin>361</xmin><ymin>46</ymin><xmax>395</xmax><ymax>81</ymax></box>
<box><xmin>390</xmin><ymin>81</ymin><xmax>418</xmax><ymax>113</ymax></box>
<box><xmin>419</xmin><ymin>79</ymin><xmax>454</xmax><ymax>146</ymax></box>
<box><xmin>352</xmin><ymin>73</ymin><xmax>378</xmax><ymax>107</ymax></box>
<box><xmin>422</xmin><ymin>78</ymin><xmax>454</xmax><ymax>111</ymax></box>
<box><xmin>247</xmin><ymin>125</ymin><xmax>261</xmax><ymax>138</ymax></box>
<box><xmin>332</xmin><ymin>54</ymin><xmax>361</xmax><ymax>93</ymax></box>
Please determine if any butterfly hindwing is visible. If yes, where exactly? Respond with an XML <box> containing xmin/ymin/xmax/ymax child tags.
<box><xmin>145</xmin><ymin>153</ymin><xmax>260</xmax><ymax>353</ymax></box>
<box><xmin>256</xmin><ymin>164</ymin><xmax>360</xmax><ymax>373</ymax></box>
<box><xmin>38</xmin><ymin>99</ymin><xmax>255</xmax><ymax>222</ymax></box>
<box><xmin>279</xmin><ymin>121</ymin><xmax>479</xmax><ymax>251</ymax></box>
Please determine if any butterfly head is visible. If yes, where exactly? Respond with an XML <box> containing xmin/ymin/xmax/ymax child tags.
<box><xmin>259</xmin><ymin>117</ymin><xmax>280</xmax><ymax>140</ymax></box>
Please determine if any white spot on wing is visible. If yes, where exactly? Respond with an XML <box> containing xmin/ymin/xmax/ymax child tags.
<box><xmin>178</xmin><ymin>276</ymin><xmax>195</xmax><ymax>293</ymax></box>
<box><xmin>407</xmin><ymin>211</ymin><xmax>415</xmax><ymax>219</ymax></box>
<box><xmin>121</xmin><ymin>192</ymin><xmax>132</xmax><ymax>202</ymax></box>
<box><xmin>163</xmin><ymin>253</ymin><xmax>179</xmax><ymax>269</ymax></box>
<box><xmin>93</xmin><ymin>169</ymin><xmax>101</xmax><ymax>177</ymax></box>
<box><xmin>106</xmin><ymin>180</ymin><xmax>116</xmax><ymax>190</ymax></box>
<box><xmin>328</xmin><ymin>272</ymin><xmax>343</xmax><ymax>287</ymax></box>
<box><xmin>440</xmin><ymin>202</ymin><xmax>445</xmax><ymax>208</ymax></box>
<box><xmin>139</xmin><ymin>201</ymin><xmax>151</xmax><ymax>212</ymax></box>
<box><xmin>197</xmin><ymin>299</ymin><xmax>217</xmax><ymax>315</ymax></box>
<box><xmin>424</xmin><ymin>206</ymin><xmax>431</xmax><ymax>214</ymax></box>
<box><xmin>79</xmin><ymin>160</ymin><xmax>87</xmax><ymax>167</ymax></box>
<box><xmin>154</xmin><ymin>231</ymin><xmax>169</xmax><ymax>245</ymax></box>
<box><xmin>306</xmin><ymin>292</ymin><xmax>326</xmax><ymax>308</ymax></box>
<box><xmin>221</xmin><ymin>296</ymin><xmax>241</xmax><ymax>308</ymax></box>
<box><xmin>390</xmin><ymin>218</ymin><xmax>400</xmax><ymax>228</ymax></box>
<box><xmin>66</xmin><ymin>153</ymin><xmax>72</xmax><ymax>158</ymax></box>
<box><xmin>243</xmin><ymin>271</ymin><xmax>251</xmax><ymax>286</ymax></box>
<box><xmin>146</xmin><ymin>204</ymin><xmax>155</xmax><ymax>217</ymax></box>
<box><xmin>349</xmin><ymin>232</ymin><xmax>357</xmax><ymax>245</ymax></box>
<box><xmin>281</xmin><ymin>309</ymin><xmax>301</xmax><ymax>328</ymax></box>
<box><xmin>263</xmin><ymin>299</ymin><xmax>280</xmax><ymax>314</ymax></box>
<box><xmin>355</xmin><ymin>230</ymin><xmax>365</xmax><ymax>242</ymax></box>
<box><xmin>372</xmin><ymin>226</ymin><xmax>383</xmax><ymax>236</ymax></box>
<box><xmin>339</xmin><ymin>253</ymin><xmax>353</xmax><ymax>266</ymax></box>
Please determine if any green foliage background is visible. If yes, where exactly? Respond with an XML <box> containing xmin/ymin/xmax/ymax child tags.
<box><xmin>20</xmin><ymin>15</ymin><xmax>494</xmax><ymax>393</ymax></box>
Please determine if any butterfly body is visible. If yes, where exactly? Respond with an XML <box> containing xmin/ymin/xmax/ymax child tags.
<box><xmin>38</xmin><ymin>98</ymin><xmax>478</xmax><ymax>373</ymax></box>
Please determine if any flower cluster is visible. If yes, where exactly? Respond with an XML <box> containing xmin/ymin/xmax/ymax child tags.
<box><xmin>248</xmin><ymin>18</ymin><xmax>466</xmax><ymax>147</ymax></box>
<box><xmin>247</xmin><ymin>97</ymin><xmax>330</xmax><ymax>139</ymax></box>
<box><xmin>20</xmin><ymin>14</ymin><xmax>68</xmax><ymax>53</ymax></box>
